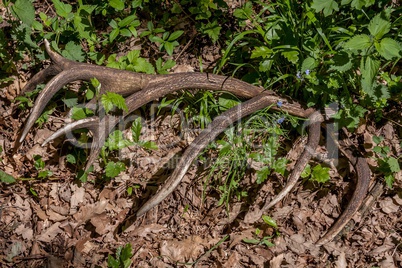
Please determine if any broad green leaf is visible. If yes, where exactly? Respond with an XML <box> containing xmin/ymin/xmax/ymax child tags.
<box><xmin>105</xmin><ymin>161</ymin><xmax>126</xmax><ymax>178</ymax></box>
<box><xmin>118</xmin><ymin>15</ymin><xmax>138</xmax><ymax>27</ymax></box>
<box><xmin>11</xmin><ymin>0</ymin><xmax>35</xmax><ymax>26</ymax></box>
<box><xmin>368</xmin><ymin>13</ymin><xmax>390</xmax><ymax>40</ymax></box>
<box><xmin>133</xmin><ymin>58</ymin><xmax>155</xmax><ymax>74</ymax></box>
<box><xmin>384</xmin><ymin>174</ymin><xmax>395</xmax><ymax>189</ymax></box>
<box><xmin>141</xmin><ymin>141</ymin><xmax>158</xmax><ymax>150</ymax></box>
<box><xmin>168</xmin><ymin>30</ymin><xmax>184</xmax><ymax>41</ymax></box>
<box><xmin>311</xmin><ymin>0</ymin><xmax>339</xmax><ymax>17</ymax></box>
<box><xmin>164</xmin><ymin>42</ymin><xmax>174</xmax><ymax>56</ymax></box>
<box><xmin>109</xmin><ymin>0</ymin><xmax>125</xmax><ymax>10</ymax></box>
<box><xmin>311</xmin><ymin>164</ymin><xmax>330</xmax><ymax>183</ymax></box>
<box><xmin>376</xmin><ymin>38</ymin><xmax>402</xmax><ymax>60</ymax></box>
<box><xmin>301</xmin><ymin>164</ymin><xmax>311</xmax><ymax>178</ymax></box>
<box><xmin>101</xmin><ymin>92</ymin><xmax>128</xmax><ymax>114</ymax></box>
<box><xmin>61</xmin><ymin>42</ymin><xmax>85</xmax><ymax>62</ymax></box>
<box><xmin>0</xmin><ymin>170</ymin><xmax>16</xmax><ymax>183</ymax></box>
<box><xmin>350</xmin><ymin>0</ymin><xmax>375</xmax><ymax>10</ymax></box>
<box><xmin>251</xmin><ymin>46</ymin><xmax>273</xmax><ymax>59</ymax></box>
<box><xmin>66</xmin><ymin>154</ymin><xmax>76</xmax><ymax>164</ymax></box>
<box><xmin>106</xmin><ymin>130</ymin><xmax>131</xmax><ymax>150</ymax></box>
<box><xmin>360</xmin><ymin>56</ymin><xmax>380</xmax><ymax>96</ymax></box>
<box><xmin>387</xmin><ymin>157</ymin><xmax>401</xmax><ymax>173</ymax></box>
<box><xmin>329</xmin><ymin>51</ymin><xmax>353</xmax><ymax>72</ymax></box>
<box><xmin>71</xmin><ymin>107</ymin><xmax>94</xmax><ymax>120</ymax></box>
<box><xmin>301</xmin><ymin>57</ymin><xmax>317</xmax><ymax>73</ymax></box>
<box><xmin>343</xmin><ymin>35</ymin><xmax>372</xmax><ymax>51</ymax></box>
<box><xmin>281</xmin><ymin>50</ymin><xmax>299</xmax><ymax>64</ymax></box>
<box><xmin>52</xmin><ymin>0</ymin><xmax>73</xmax><ymax>18</ymax></box>
<box><xmin>109</xmin><ymin>28</ymin><xmax>120</xmax><ymax>43</ymax></box>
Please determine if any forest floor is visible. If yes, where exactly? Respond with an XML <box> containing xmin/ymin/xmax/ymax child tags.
<box><xmin>1</xmin><ymin>1</ymin><xmax>402</xmax><ymax>267</ymax></box>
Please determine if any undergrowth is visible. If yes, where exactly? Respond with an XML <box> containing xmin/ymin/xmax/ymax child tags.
<box><xmin>0</xmin><ymin>0</ymin><xmax>401</xmax><ymax>227</ymax></box>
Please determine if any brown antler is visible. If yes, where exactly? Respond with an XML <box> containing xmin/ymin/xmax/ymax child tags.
<box><xmin>17</xmin><ymin>41</ymin><xmax>372</xmax><ymax>245</ymax></box>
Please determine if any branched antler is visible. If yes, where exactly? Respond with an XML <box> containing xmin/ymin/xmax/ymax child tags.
<box><xmin>17</xmin><ymin>41</ymin><xmax>372</xmax><ymax>245</ymax></box>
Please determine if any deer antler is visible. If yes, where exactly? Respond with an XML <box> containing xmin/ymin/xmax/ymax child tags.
<box><xmin>17</xmin><ymin>41</ymin><xmax>371</xmax><ymax>245</ymax></box>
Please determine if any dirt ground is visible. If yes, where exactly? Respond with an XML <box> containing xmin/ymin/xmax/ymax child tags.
<box><xmin>1</xmin><ymin>2</ymin><xmax>402</xmax><ymax>268</ymax></box>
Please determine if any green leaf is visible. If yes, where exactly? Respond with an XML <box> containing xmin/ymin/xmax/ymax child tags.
<box><xmin>368</xmin><ymin>13</ymin><xmax>391</xmax><ymax>39</ymax></box>
<box><xmin>164</xmin><ymin>42</ymin><xmax>174</xmax><ymax>56</ymax></box>
<box><xmin>141</xmin><ymin>141</ymin><xmax>158</xmax><ymax>150</ymax></box>
<box><xmin>329</xmin><ymin>51</ymin><xmax>353</xmax><ymax>72</ymax></box>
<box><xmin>120</xmin><ymin>244</ymin><xmax>133</xmax><ymax>268</ymax></box>
<box><xmin>273</xmin><ymin>158</ymin><xmax>288</xmax><ymax>176</ymax></box>
<box><xmin>387</xmin><ymin>157</ymin><xmax>401</xmax><ymax>173</ymax></box>
<box><xmin>262</xmin><ymin>215</ymin><xmax>278</xmax><ymax>228</ymax></box>
<box><xmin>118</xmin><ymin>15</ymin><xmax>137</xmax><ymax>27</ymax></box>
<box><xmin>61</xmin><ymin>42</ymin><xmax>85</xmax><ymax>62</ymax></box>
<box><xmin>256</xmin><ymin>166</ymin><xmax>271</xmax><ymax>184</ymax></box>
<box><xmin>384</xmin><ymin>174</ymin><xmax>395</xmax><ymax>189</ymax></box>
<box><xmin>301</xmin><ymin>164</ymin><xmax>311</xmax><ymax>179</ymax></box>
<box><xmin>11</xmin><ymin>0</ymin><xmax>35</xmax><ymax>26</ymax></box>
<box><xmin>242</xmin><ymin>238</ymin><xmax>260</xmax><ymax>245</ymax></box>
<box><xmin>66</xmin><ymin>154</ymin><xmax>76</xmax><ymax>164</ymax></box>
<box><xmin>311</xmin><ymin>0</ymin><xmax>339</xmax><ymax>17</ymax></box>
<box><xmin>168</xmin><ymin>30</ymin><xmax>184</xmax><ymax>41</ymax></box>
<box><xmin>71</xmin><ymin>107</ymin><xmax>94</xmax><ymax>120</ymax></box>
<box><xmin>101</xmin><ymin>92</ymin><xmax>128</xmax><ymax>114</ymax></box>
<box><xmin>360</xmin><ymin>56</ymin><xmax>380</xmax><ymax>96</ymax></box>
<box><xmin>251</xmin><ymin>46</ymin><xmax>273</xmax><ymax>59</ymax></box>
<box><xmin>52</xmin><ymin>0</ymin><xmax>73</xmax><ymax>18</ymax></box>
<box><xmin>343</xmin><ymin>35</ymin><xmax>372</xmax><ymax>51</ymax></box>
<box><xmin>0</xmin><ymin>170</ymin><xmax>16</xmax><ymax>184</ymax></box>
<box><xmin>301</xmin><ymin>57</ymin><xmax>317</xmax><ymax>73</ymax></box>
<box><xmin>105</xmin><ymin>161</ymin><xmax>126</xmax><ymax>178</ymax></box>
<box><xmin>281</xmin><ymin>50</ymin><xmax>299</xmax><ymax>64</ymax></box>
<box><xmin>109</xmin><ymin>0</ymin><xmax>125</xmax><ymax>10</ymax></box>
<box><xmin>376</xmin><ymin>38</ymin><xmax>402</xmax><ymax>60</ymax></box>
<box><xmin>201</xmin><ymin>20</ymin><xmax>221</xmax><ymax>43</ymax></box>
<box><xmin>131</xmin><ymin>117</ymin><xmax>142</xmax><ymax>142</ymax></box>
<box><xmin>106</xmin><ymin>130</ymin><xmax>131</xmax><ymax>150</ymax></box>
<box><xmin>109</xmin><ymin>28</ymin><xmax>120</xmax><ymax>43</ymax></box>
<box><xmin>38</xmin><ymin>170</ymin><xmax>52</xmax><ymax>179</ymax></box>
<box><xmin>311</xmin><ymin>164</ymin><xmax>330</xmax><ymax>183</ymax></box>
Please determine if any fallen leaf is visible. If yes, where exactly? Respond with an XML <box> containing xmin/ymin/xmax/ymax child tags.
<box><xmin>36</xmin><ymin>222</ymin><xmax>62</xmax><ymax>243</ymax></box>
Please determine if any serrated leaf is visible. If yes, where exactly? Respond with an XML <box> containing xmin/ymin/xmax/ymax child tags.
<box><xmin>133</xmin><ymin>58</ymin><xmax>155</xmax><ymax>74</ymax></box>
<box><xmin>311</xmin><ymin>0</ymin><xmax>339</xmax><ymax>17</ymax></box>
<box><xmin>384</xmin><ymin>174</ymin><xmax>395</xmax><ymax>189</ymax></box>
<box><xmin>61</xmin><ymin>42</ymin><xmax>85</xmax><ymax>62</ymax></box>
<box><xmin>256</xmin><ymin>166</ymin><xmax>270</xmax><ymax>184</ymax></box>
<box><xmin>344</xmin><ymin>35</ymin><xmax>372</xmax><ymax>51</ymax></box>
<box><xmin>52</xmin><ymin>0</ymin><xmax>73</xmax><ymax>18</ymax></box>
<box><xmin>387</xmin><ymin>157</ymin><xmax>401</xmax><ymax>173</ymax></box>
<box><xmin>368</xmin><ymin>12</ymin><xmax>391</xmax><ymax>39</ymax></box>
<box><xmin>360</xmin><ymin>56</ymin><xmax>380</xmax><ymax>96</ymax></box>
<box><xmin>201</xmin><ymin>21</ymin><xmax>221</xmax><ymax>43</ymax></box>
<box><xmin>101</xmin><ymin>92</ymin><xmax>128</xmax><ymax>114</ymax></box>
<box><xmin>251</xmin><ymin>46</ymin><xmax>273</xmax><ymax>59</ymax></box>
<box><xmin>11</xmin><ymin>0</ymin><xmax>35</xmax><ymax>26</ymax></box>
<box><xmin>131</xmin><ymin>117</ymin><xmax>142</xmax><ymax>142</ymax></box>
<box><xmin>105</xmin><ymin>161</ymin><xmax>126</xmax><ymax>178</ymax></box>
<box><xmin>376</xmin><ymin>38</ymin><xmax>402</xmax><ymax>60</ymax></box>
<box><xmin>0</xmin><ymin>170</ymin><xmax>16</xmax><ymax>183</ymax></box>
<box><xmin>301</xmin><ymin>164</ymin><xmax>311</xmax><ymax>178</ymax></box>
<box><xmin>281</xmin><ymin>50</ymin><xmax>299</xmax><ymax>64</ymax></box>
<box><xmin>311</xmin><ymin>164</ymin><xmax>330</xmax><ymax>183</ymax></box>
<box><xmin>329</xmin><ymin>51</ymin><xmax>353</xmax><ymax>72</ymax></box>
<box><xmin>106</xmin><ymin>130</ymin><xmax>131</xmax><ymax>150</ymax></box>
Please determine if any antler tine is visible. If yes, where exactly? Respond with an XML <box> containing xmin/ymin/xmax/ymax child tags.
<box><xmin>135</xmin><ymin>91</ymin><xmax>308</xmax><ymax>217</ymax></box>
<box><xmin>260</xmin><ymin>111</ymin><xmax>323</xmax><ymax>212</ymax></box>
<box><xmin>19</xmin><ymin>68</ymin><xmax>99</xmax><ymax>143</ymax></box>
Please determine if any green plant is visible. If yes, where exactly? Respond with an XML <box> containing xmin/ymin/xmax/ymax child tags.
<box><xmin>33</xmin><ymin>155</ymin><xmax>53</xmax><ymax>179</ymax></box>
<box><xmin>107</xmin><ymin>243</ymin><xmax>133</xmax><ymax>268</ymax></box>
<box><xmin>243</xmin><ymin>215</ymin><xmax>279</xmax><ymax>247</ymax></box>
<box><xmin>372</xmin><ymin>136</ymin><xmax>401</xmax><ymax>189</ymax></box>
